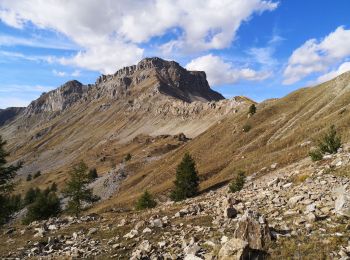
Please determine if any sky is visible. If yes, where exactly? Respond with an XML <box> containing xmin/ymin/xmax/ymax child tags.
<box><xmin>0</xmin><ymin>0</ymin><xmax>350</xmax><ymax>108</ymax></box>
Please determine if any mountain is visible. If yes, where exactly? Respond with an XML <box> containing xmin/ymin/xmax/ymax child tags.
<box><xmin>0</xmin><ymin>57</ymin><xmax>250</xmax><ymax>194</ymax></box>
<box><xmin>0</xmin><ymin>107</ymin><xmax>24</xmax><ymax>127</ymax></box>
<box><xmin>1</xmin><ymin>58</ymin><xmax>350</xmax><ymax>259</ymax></box>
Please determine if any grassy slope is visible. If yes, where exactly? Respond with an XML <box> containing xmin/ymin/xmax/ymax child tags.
<box><xmin>97</xmin><ymin>72</ymin><xmax>350</xmax><ymax>210</ymax></box>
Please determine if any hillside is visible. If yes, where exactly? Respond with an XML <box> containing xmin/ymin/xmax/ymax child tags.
<box><xmin>0</xmin><ymin>57</ymin><xmax>251</xmax><ymax>196</ymax></box>
<box><xmin>93</xmin><ymin>71</ymin><xmax>350</xmax><ymax>210</ymax></box>
<box><xmin>1</xmin><ymin>59</ymin><xmax>350</xmax><ymax>259</ymax></box>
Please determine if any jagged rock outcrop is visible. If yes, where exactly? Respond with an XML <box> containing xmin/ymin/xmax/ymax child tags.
<box><xmin>93</xmin><ymin>57</ymin><xmax>224</xmax><ymax>103</ymax></box>
<box><xmin>0</xmin><ymin>107</ymin><xmax>24</xmax><ymax>126</ymax></box>
<box><xmin>24</xmin><ymin>80</ymin><xmax>87</xmax><ymax>115</ymax></box>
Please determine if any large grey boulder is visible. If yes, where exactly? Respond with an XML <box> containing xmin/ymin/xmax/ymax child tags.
<box><xmin>233</xmin><ymin>210</ymin><xmax>271</xmax><ymax>251</ymax></box>
<box><xmin>334</xmin><ymin>185</ymin><xmax>350</xmax><ymax>217</ymax></box>
<box><xmin>218</xmin><ymin>238</ymin><xmax>249</xmax><ymax>260</ymax></box>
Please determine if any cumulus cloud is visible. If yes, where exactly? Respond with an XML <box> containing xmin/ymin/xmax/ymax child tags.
<box><xmin>52</xmin><ymin>69</ymin><xmax>81</xmax><ymax>78</ymax></box>
<box><xmin>283</xmin><ymin>26</ymin><xmax>350</xmax><ymax>84</ymax></box>
<box><xmin>315</xmin><ymin>61</ymin><xmax>350</xmax><ymax>83</ymax></box>
<box><xmin>186</xmin><ymin>54</ymin><xmax>270</xmax><ymax>86</ymax></box>
<box><xmin>0</xmin><ymin>0</ymin><xmax>278</xmax><ymax>73</ymax></box>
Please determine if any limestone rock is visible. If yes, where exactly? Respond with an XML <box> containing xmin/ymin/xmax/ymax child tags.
<box><xmin>218</xmin><ymin>238</ymin><xmax>249</xmax><ymax>260</ymax></box>
<box><xmin>233</xmin><ymin>210</ymin><xmax>271</xmax><ymax>251</ymax></box>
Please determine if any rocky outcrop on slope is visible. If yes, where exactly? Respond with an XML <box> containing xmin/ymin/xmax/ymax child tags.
<box><xmin>0</xmin><ymin>107</ymin><xmax>24</xmax><ymax>126</ymax></box>
<box><xmin>93</xmin><ymin>57</ymin><xmax>224</xmax><ymax>103</ymax></box>
<box><xmin>3</xmin><ymin>147</ymin><xmax>350</xmax><ymax>259</ymax></box>
<box><xmin>24</xmin><ymin>80</ymin><xmax>87</xmax><ymax>115</ymax></box>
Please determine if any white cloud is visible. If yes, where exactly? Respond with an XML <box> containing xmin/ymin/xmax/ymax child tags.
<box><xmin>0</xmin><ymin>0</ymin><xmax>278</xmax><ymax>73</ymax></box>
<box><xmin>315</xmin><ymin>61</ymin><xmax>350</xmax><ymax>83</ymax></box>
<box><xmin>0</xmin><ymin>50</ymin><xmax>53</xmax><ymax>62</ymax></box>
<box><xmin>186</xmin><ymin>54</ymin><xmax>270</xmax><ymax>86</ymax></box>
<box><xmin>284</xmin><ymin>26</ymin><xmax>350</xmax><ymax>84</ymax></box>
<box><xmin>0</xmin><ymin>34</ymin><xmax>77</xmax><ymax>50</ymax></box>
<box><xmin>52</xmin><ymin>70</ymin><xmax>66</xmax><ymax>77</ymax></box>
<box><xmin>52</xmin><ymin>69</ymin><xmax>81</xmax><ymax>78</ymax></box>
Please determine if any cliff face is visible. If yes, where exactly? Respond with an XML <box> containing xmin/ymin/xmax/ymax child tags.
<box><xmin>92</xmin><ymin>57</ymin><xmax>224</xmax><ymax>102</ymax></box>
<box><xmin>24</xmin><ymin>80</ymin><xmax>87</xmax><ymax>115</ymax></box>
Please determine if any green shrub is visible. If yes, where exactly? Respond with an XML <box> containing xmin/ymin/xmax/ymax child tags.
<box><xmin>125</xmin><ymin>153</ymin><xmax>132</xmax><ymax>162</ymax></box>
<box><xmin>170</xmin><ymin>153</ymin><xmax>199</xmax><ymax>201</ymax></box>
<box><xmin>242</xmin><ymin>124</ymin><xmax>252</xmax><ymax>132</ymax></box>
<box><xmin>23</xmin><ymin>191</ymin><xmax>60</xmax><ymax>224</ymax></box>
<box><xmin>50</xmin><ymin>182</ymin><xmax>58</xmax><ymax>192</ymax></box>
<box><xmin>318</xmin><ymin>125</ymin><xmax>341</xmax><ymax>154</ymax></box>
<box><xmin>24</xmin><ymin>187</ymin><xmax>40</xmax><ymax>205</ymax></box>
<box><xmin>135</xmin><ymin>190</ymin><xmax>157</xmax><ymax>210</ymax></box>
<box><xmin>229</xmin><ymin>171</ymin><xmax>246</xmax><ymax>193</ymax></box>
<box><xmin>309</xmin><ymin>149</ymin><xmax>323</xmax><ymax>161</ymax></box>
<box><xmin>33</xmin><ymin>171</ymin><xmax>41</xmax><ymax>179</ymax></box>
<box><xmin>26</xmin><ymin>174</ymin><xmax>32</xmax><ymax>182</ymax></box>
<box><xmin>309</xmin><ymin>125</ymin><xmax>342</xmax><ymax>161</ymax></box>
<box><xmin>88</xmin><ymin>168</ymin><xmax>98</xmax><ymax>180</ymax></box>
<box><xmin>248</xmin><ymin>104</ymin><xmax>256</xmax><ymax>115</ymax></box>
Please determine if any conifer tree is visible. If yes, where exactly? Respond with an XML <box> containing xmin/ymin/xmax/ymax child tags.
<box><xmin>135</xmin><ymin>190</ymin><xmax>157</xmax><ymax>210</ymax></box>
<box><xmin>0</xmin><ymin>136</ymin><xmax>22</xmax><ymax>224</ymax></box>
<box><xmin>170</xmin><ymin>153</ymin><xmax>199</xmax><ymax>201</ymax></box>
<box><xmin>63</xmin><ymin>161</ymin><xmax>94</xmax><ymax>216</ymax></box>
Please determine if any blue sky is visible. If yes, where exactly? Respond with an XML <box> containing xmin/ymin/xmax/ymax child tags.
<box><xmin>0</xmin><ymin>0</ymin><xmax>350</xmax><ymax>108</ymax></box>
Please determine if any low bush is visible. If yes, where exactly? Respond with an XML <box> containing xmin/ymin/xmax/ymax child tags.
<box><xmin>229</xmin><ymin>171</ymin><xmax>246</xmax><ymax>193</ymax></box>
<box><xmin>135</xmin><ymin>190</ymin><xmax>157</xmax><ymax>210</ymax></box>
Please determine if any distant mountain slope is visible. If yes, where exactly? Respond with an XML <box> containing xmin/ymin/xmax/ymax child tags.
<box><xmin>94</xmin><ymin>71</ymin><xmax>350</xmax><ymax>209</ymax></box>
<box><xmin>0</xmin><ymin>57</ymin><xmax>249</xmax><ymax>194</ymax></box>
<box><xmin>0</xmin><ymin>107</ymin><xmax>24</xmax><ymax>127</ymax></box>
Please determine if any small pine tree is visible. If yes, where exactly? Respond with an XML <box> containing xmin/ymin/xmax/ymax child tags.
<box><xmin>248</xmin><ymin>104</ymin><xmax>257</xmax><ymax>115</ymax></box>
<box><xmin>24</xmin><ymin>187</ymin><xmax>38</xmax><ymax>205</ymax></box>
<box><xmin>135</xmin><ymin>190</ymin><xmax>157</xmax><ymax>210</ymax></box>
<box><xmin>63</xmin><ymin>161</ymin><xmax>95</xmax><ymax>217</ymax></box>
<box><xmin>26</xmin><ymin>174</ymin><xmax>32</xmax><ymax>182</ymax></box>
<box><xmin>229</xmin><ymin>171</ymin><xmax>246</xmax><ymax>193</ymax></box>
<box><xmin>33</xmin><ymin>171</ymin><xmax>41</xmax><ymax>179</ymax></box>
<box><xmin>23</xmin><ymin>191</ymin><xmax>60</xmax><ymax>224</ymax></box>
<box><xmin>242</xmin><ymin>124</ymin><xmax>252</xmax><ymax>132</ymax></box>
<box><xmin>88</xmin><ymin>168</ymin><xmax>98</xmax><ymax>180</ymax></box>
<box><xmin>50</xmin><ymin>182</ymin><xmax>58</xmax><ymax>192</ymax></box>
<box><xmin>0</xmin><ymin>136</ymin><xmax>22</xmax><ymax>224</ymax></box>
<box><xmin>170</xmin><ymin>153</ymin><xmax>199</xmax><ymax>201</ymax></box>
<box><xmin>318</xmin><ymin>125</ymin><xmax>341</xmax><ymax>154</ymax></box>
<box><xmin>125</xmin><ymin>153</ymin><xmax>132</xmax><ymax>162</ymax></box>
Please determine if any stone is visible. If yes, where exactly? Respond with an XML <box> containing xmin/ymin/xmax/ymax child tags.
<box><xmin>123</xmin><ymin>229</ymin><xmax>138</xmax><ymax>239</ymax></box>
<box><xmin>142</xmin><ymin>227</ymin><xmax>152</xmax><ymax>233</ymax></box>
<box><xmin>306</xmin><ymin>212</ymin><xmax>316</xmax><ymax>222</ymax></box>
<box><xmin>185</xmin><ymin>254</ymin><xmax>202</xmax><ymax>260</ymax></box>
<box><xmin>151</xmin><ymin>218</ymin><xmax>163</xmax><ymax>228</ymax></box>
<box><xmin>288</xmin><ymin>195</ymin><xmax>304</xmax><ymax>206</ymax></box>
<box><xmin>334</xmin><ymin>185</ymin><xmax>350</xmax><ymax>217</ymax></box>
<box><xmin>305</xmin><ymin>203</ymin><xmax>316</xmax><ymax>212</ymax></box>
<box><xmin>48</xmin><ymin>224</ymin><xmax>58</xmax><ymax>230</ymax></box>
<box><xmin>225</xmin><ymin>207</ymin><xmax>238</xmax><ymax>219</ymax></box>
<box><xmin>88</xmin><ymin>227</ymin><xmax>98</xmax><ymax>236</ymax></box>
<box><xmin>218</xmin><ymin>238</ymin><xmax>249</xmax><ymax>260</ymax></box>
<box><xmin>233</xmin><ymin>210</ymin><xmax>271</xmax><ymax>251</ymax></box>
<box><xmin>184</xmin><ymin>243</ymin><xmax>201</xmax><ymax>255</ymax></box>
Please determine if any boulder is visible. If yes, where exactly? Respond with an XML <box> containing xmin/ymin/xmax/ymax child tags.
<box><xmin>218</xmin><ymin>238</ymin><xmax>249</xmax><ymax>260</ymax></box>
<box><xmin>223</xmin><ymin>197</ymin><xmax>238</xmax><ymax>218</ymax></box>
<box><xmin>233</xmin><ymin>210</ymin><xmax>271</xmax><ymax>251</ymax></box>
<box><xmin>334</xmin><ymin>185</ymin><xmax>350</xmax><ymax>217</ymax></box>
